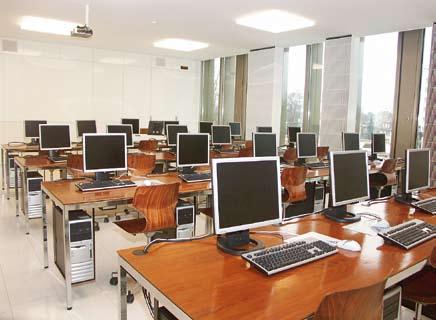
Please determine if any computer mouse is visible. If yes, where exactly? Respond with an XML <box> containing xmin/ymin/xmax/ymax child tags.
<box><xmin>371</xmin><ymin>219</ymin><xmax>390</xmax><ymax>232</ymax></box>
<box><xmin>337</xmin><ymin>240</ymin><xmax>362</xmax><ymax>252</ymax></box>
<box><xmin>143</xmin><ymin>180</ymin><xmax>152</xmax><ymax>186</ymax></box>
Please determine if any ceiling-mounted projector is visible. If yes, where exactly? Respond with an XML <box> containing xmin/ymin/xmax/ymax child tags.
<box><xmin>71</xmin><ymin>4</ymin><xmax>93</xmax><ymax>38</ymax></box>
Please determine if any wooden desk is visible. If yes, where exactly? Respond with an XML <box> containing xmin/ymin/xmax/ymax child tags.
<box><xmin>118</xmin><ymin>192</ymin><xmax>436</xmax><ymax>320</ymax></box>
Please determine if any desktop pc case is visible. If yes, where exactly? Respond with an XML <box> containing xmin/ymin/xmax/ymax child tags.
<box><xmin>383</xmin><ymin>286</ymin><xmax>402</xmax><ymax>320</ymax></box>
<box><xmin>283</xmin><ymin>182</ymin><xmax>325</xmax><ymax>220</ymax></box>
<box><xmin>8</xmin><ymin>156</ymin><xmax>22</xmax><ymax>188</ymax></box>
<box><xmin>26</xmin><ymin>172</ymin><xmax>43</xmax><ymax>219</ymax></box>
<box><xmin>53</xmin><ymin>208</ymin><xmax>95</xmax><ymax>284</ymax></box>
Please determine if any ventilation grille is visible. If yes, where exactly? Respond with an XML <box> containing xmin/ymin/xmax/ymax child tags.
<box><xmin>383</xmin><ymin>287</ymin><xmax>401</xmax><ymax>320</ymax></box>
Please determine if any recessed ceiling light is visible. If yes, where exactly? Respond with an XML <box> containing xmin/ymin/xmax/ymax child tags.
<box><xmin>20</xmin><ymin>16</ymin><xmax>78</xmax><ymax>36</ymax></box>
<box><xmin>153</xmin><ymin>38</ymin><xmax>208</xmax><ymax>52</ymax></box>
<box><xmin>151</xmin><ymin>21</ymin><xmax>157</xmax><ymax>24</ymax></box>
<box><xmin>235</xmin><ymin>9</ymin><xmax>315</xmax><ymax>33</ymax></box>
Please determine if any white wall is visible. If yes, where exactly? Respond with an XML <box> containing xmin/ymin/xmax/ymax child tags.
<box><xmin>0</xmin><ymin>39</ymin><xmax>201</xmax><ymax>143</ymax></box>
<box><xmin>245</xmin><ymin>47</ymin><xmax>284</xmax><ymax>140</ymax></box>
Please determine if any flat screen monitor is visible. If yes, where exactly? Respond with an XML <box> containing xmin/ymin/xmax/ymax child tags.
<box><xmin>199</xmin><ymin>121</ymin><xmax>213</xmax><ymax>135</ymax></box>
<box><xmin>164</xmin><ymin>121</ymin><xmax>179</xmax><ymax>135</ymax></box>
<box><xmin>372</xmin><ymin>133</ymin><xmax>386</xmax><ymax>153</ymax></box>
<box><xmin>405</xmin><ymin>148</ymin><xmax>430</xmax><ymax>193</ymax></box>
<box><xmin>39</xmin><ymin>124</ymin><xmax>71</xmax><ymax>151</ymax></box>
<box><xmin>287</xmin><ymin>127</ymin><xmax>301</xmax><ymax>143</ymax></box>
<box><xmin>121</xmin><ymin>118</ymin><xmax>140</xmax><ymax>134</ymax></box>
<box><xmin>167</xmin><ymin>125</ymin><xmax>188</xmax><ymax>146</ymax></box>
<box><xmin>77</xmin><ymin>120</ymin><xmax>97</xmax><ymax>137</ymax></box>
<box><xmin>330</xmin><ymin>151</ymin><xmax>369</xmax><ymax>207</ymax></box>
<box><xmin>342</xmin><ymin>132</ymin><xmax>360</xmax><ymax>151</ymax></box>
<box><xmin>177</xmin><ymin>133</ymin><xmax>210</xmax><ymax>167</ymax></box>
<box><xmin>107</xmin><ymin>124</ymin><xmax>133</xmax><ymax>147</ymax></box>
<box><xmin>148</xmin><ymin>121</ymin><xmax>164</xmax><ymax>135</ymax></box>
<box><xmin>83</xmin><ymin>134</ymin><xmax>127</xmax><ymax>173</ymax></box>
<box><xmin>256</xmin><ymin>126</ymin><xmax>273</xmax><ymax>133</ymax></box>
<box><xmin>297</xmin><ymin>133</ymin><xmax>317</xmax><ymax>158</ymax></box>
<box><xmin>229</xmin><ymin>122</ymin><xmax>241</xmax><ymax>136</ymax></box>
<box><xmin>25</xmin><ymin>120</ymin><xmax>47</xmax><ymax>138</ymax></box>
<box><xmin>253</xmin><ymin>133</ymin><xmax>277</xmax><ymax>157</ymax></box>
<box><xmin>212</xmin><ymin>157</ymin><xmax>282</xmax><ymax>234</ymax></box>
<box><xmin>212</xmin><ymin>125</ymin><xmax>231</xmax><ymax>145</ymax></box>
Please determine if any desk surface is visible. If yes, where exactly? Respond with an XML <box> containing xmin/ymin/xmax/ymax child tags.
<box><xmin>2</xmin><ymin>143</ymin><xmax>82</xmax><ymax>152</ymax></box>
<box><xmin>15</xmin><ymin>156</ymin><xmax>67</xmax><ymax>170</ymax></box>
<box><xmin>118</xmin><ymin>191</ymin><xmax>436</xmax><ymax>320</ymax></box>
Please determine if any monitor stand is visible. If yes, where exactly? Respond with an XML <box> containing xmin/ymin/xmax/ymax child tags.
<box><xmin>48</xmin><ymin>150</ymin><xmax>59</xmax><ymax>158</ymax></box>
<box><xmin>288</xmin><ymin>142</ymin><xmax>295</xmax><ymax>148</ymax></box>
<box><xmin>296</xmin><ymin>158</ymin><xmax>306</xmax><ymax>166</ymax></box>
<box><xmin>95</xmin><ymin>172</ymin><xmax>111</xmax><ymax>182</ymax></box>
<box><xmin>29</xmin><ymin>138</ymin><xmax>39</xmax><ymax>146</ymax></box>
<box><xmin>394</xmin><ymin>192</ymin><xmax>419</xmax><ymax>205</ymax></box>
<box><xmin>369</xmin><ymin>153</ymin><xmax>382</xmax><ymax>161</ymax></box>
<box><xmin>217</xmin><ymin>230</ymin><xmax>264</xmax><ymax>256</ymax></box>
<box><xmin>323</xmin><ymin>205</ymin><xmax>361</xmax><ymax>223</ymax></box>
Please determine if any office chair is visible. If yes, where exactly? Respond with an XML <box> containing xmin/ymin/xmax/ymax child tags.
<box><xmin>317</xmin><ymin>146</ymin><xmax>329</xmax><ymax>162</ymax></box>
<box><xmin>401</xmin><ymin>247</ymin><xmax>436</xmax><ymax>320</ymax></box>
<box><xmin>282</xmin><ymin>147</ymin><xmax>298</xmax><ymax>164</ymax></box>
<box><xmin>281</xmin><ymin>167</ymin><xmax>307</xmax><ymax>203</ymax></box>
<box><xmin>369</xmin><ymin>159</ymin><xmax>397</xmax><ymax>199</ymax></box>
<box><xmin>238</xmin><ymin>147</ymin><xmax>253</xmax><ymax>157</ymax></box>
<box><xmin>138</xmin><ymin>139</ymin><xmax>158</xmax><ymax>152</ymax></box>
<box><xmin>313</xmin><ymin>279</ymin><xmax>387</xmax><ymax>320</ymax></box>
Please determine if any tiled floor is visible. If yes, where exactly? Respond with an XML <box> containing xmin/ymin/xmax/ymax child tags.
<box><xmin>0</xmin><ymin>187</ymin><xmax>431</xmax><ymax>319</ymax></box>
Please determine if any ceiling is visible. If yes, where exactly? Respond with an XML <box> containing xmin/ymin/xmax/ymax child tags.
<box><xmin>0</xmin><ymin>0</ymin><xmax>435</xmax><ymax>60</ymax></box>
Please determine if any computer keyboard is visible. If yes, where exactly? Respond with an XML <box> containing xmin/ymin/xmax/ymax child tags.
<box><xmin>48</xmin><ymin>156</ymin><xmax>68</xmax><ymax>163</ymax></box>
<box><xmin>378</xmin><ymin>219</ymin><xmax>436</xmax><ymax>250</ymax></box>
<box><xmin>241</xmin><ymin>237</ymin><xmax>338</xmax><ymax>276</ymax></box>
<box><xmin>76</xmin><ymin>179</ymin><xmax>136</xmax><ymax>192</ymax></box>
<box><xmin>413</xmin><ymin>197</ymin><xmax>436</xmax><ymax>215</ymax></box>
<box><xmin>304</xmin><ymin>162</ymin><xmax>329</xmax><ymax>169</ymax></box>
<box><xmin>179</xmin><ymin>173</ymin><xmax>211</xmax><ymax>183</ymax></box>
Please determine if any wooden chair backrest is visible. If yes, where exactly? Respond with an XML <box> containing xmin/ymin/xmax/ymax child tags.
<box><xmin>66</xmin><ymin>154</ymin><xmax>93</xmax><ymax>178</ymax></box>
<box><xmin>140</xmin><ymin>128</ymin><xmax>149</xmax><ymax>134</ymax></box>
<box><xmin>244</xmin><ymin>140</ymin><xmax>253</xmax><ymax>149</ymax></box>
<box><xmin>133</xmin><ymin>183</ymin><xmax>180</xmax><ymax>232</ymax></box>
<box><xmin>238</xmin><ymin>148</ymin><xmax>253</xmax><ymax>157</ymax></box>
<box><xmin>313</xmin><ymin>280</ymin><xmax>387</xmax><ymax>320</ymax></box>
<box><xmin>283</xmin><ymin>148</ymin><xmax>297</xmax><ymax>163</ymax></box>
<box><xmin>381</xmin><ymin>158</ymin><xmax>397</xmax><ymax>174</ymax></box>
<box><xmin>317</xmin><ymin>146</ymin><xmax>329</xmax><ymax>160</ymax></box>
<box><xmin>138</xmin><ymin>140</ymin><xmax>158</xmax><ymax>152</ymax></box>
<box><xmin>281</xmin><ymin>167</ymin><xmax>307</xmax><ymax>203</ymax></box>
<box><xmin>127</xmin><ymin>153</ymin><xmax>156</xmax><ymax>176</ymax></box>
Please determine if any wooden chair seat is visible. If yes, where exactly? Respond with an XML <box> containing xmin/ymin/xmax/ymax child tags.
<box><xmin>281</xmin><ymin>167</ymin><xmax>307</xmax><ymax>203</ymax></box>
<box><xmin>113</xmin><ymin>218</ymin><xmax>147</xmax><ymax>235</ymax></box>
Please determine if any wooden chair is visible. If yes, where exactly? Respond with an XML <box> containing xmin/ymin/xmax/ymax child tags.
<box><xmin>127</xmin><ymin>153</ymin><xmax>156</xmax><ymax>176</ymax></box>
<box><xmin>313</xmin><ymin>280</ymin><xmax>387</xmax><ymax>320</ymax></box>
<box><xmin>244</xmin><ymin>140</ymin><xmax>253</xmax><ymax>149</ymax></box>
<box><xmin>283</xmin><ymin>147</ymin><xmax>298</xmax><ymax>164</ymax></box>
<box><xmin>401</xmin><ymin>247</ymin><xmax>436</xmax><ymax>320</ymax></box>
<box><xmin>369</xmin><ymin>159</ymin><xmax>398</xmax><ymax>198</ymax></box>
<box><xmin>139</xmin><ymin>128</ymin><xmax>148</xmax><ymax>134</ymax></box>
<box><xmin>281</xmin><ymin>167</ymin><xmax>307</xmax><ymax>203</ymax></box>
<box><xmin>317</xmin><ymin>146</ymin><xmax>329</xmax><ymax>162</ymax></box>
<box><xmin>66</xmin><ymin>154</ymin><xmax>93</xmax><ymax>179</ymax></box>
<box><xmin>238</xmin><ymin>148</ymin><xmax>253</xmax><ymax>157</ymax></box>
<box><xmin>138</xmin><ymin>140</ymin><xmax>158</xmax><ymax>152</ymax></box>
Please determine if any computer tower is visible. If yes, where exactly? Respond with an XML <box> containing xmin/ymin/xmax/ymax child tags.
<box><xmin>313</xmin><ymin>183</ymin><xmax>325</xmax><ymax>213</ymax></box>
<box><xmin>175</xmin><ymin>200</ymin><xmax>195</xmax><ymax>238</ymax></box>
<box><xmin>8</xmin><ymin>156</ymin><xmax>22</xmax><ymax>188</ymax></box>
<box><xmin>383</xmin><ymin>286</ymin><xmax>402</xmax><ymax>320</ymax></box>
<box><xmin>53</xmin><ymin>207</ymin><xmax>95</xmax><ymax>284</ymax></box>
<box><xmin>26</xmin><ymin>172</ymin><xmax>43</xmax><ymax>219</ymax></box>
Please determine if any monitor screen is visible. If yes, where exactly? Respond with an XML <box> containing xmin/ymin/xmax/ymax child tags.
<box><xmin>330</xmin><ymin>151</ymin><xmax>369</xmax><ymax>206</ymax></box>
<box><xmin>107</xmin><ymin>125</ymin><xmax>133</xmax><ymax>147</ymax></box>
<box><xmin>199</xmin><ymin>121</ymin><xmax>213</xmax><ymax>135</ymax></box>
<box><xmin>25</xmin><ymin>120</ymin><xmax>47</xmax><ymax>138</ymax></box>
<box><xmin>77</xmin><ymin>120</ymin><xmax>97</xmax><ymax>137</ymax></box>
<box><xmin>39</xmin><ymin>124</ymin><xmax>71</xmax><ymax>150</ymax></box>
<box><xmin>83</xmin><ymin>134</ymin><xmax>127</xmax><ymax>172</ymax></box>
<box><xmin>121</xmin><ymin>119</ymin><xmax>140</xmax><ymax>134</ymax></box>
<box><xmin>287</xmin><ymin>127</ymin><xmax>301</xmax><ymax>143</ymax></box>
<box><xmin>177</xmin><ymin>133</ymin><xmax>210</xmax><ymax>167</ymax></box>
<box><xmin>342</xmin><ymin>132</ymin><xmax>360</xmax><ymax>151</ymax></box>
<box><xmin>212</xmin><ymin>157</ymin><xmax>282</xmax><ymax>234</ymax></box>
<box><xmin>212</xmin><ymin>125</ymin><xmax>231</xmax><ymax>145</ymax></box>
<box><xmin>297</xmin><ymin>133</ymin><xmax>317</xmax><ymax>158</ymax></box>
<box><xmin>406</xmin><ymin>148</ymin><xmax>430</xmax><ymax>193</ymax></box>
<box><xmin>229</xmin><ymin>122</ymin><xmax>241</xmax><ymax>136</ymax></box>
<box><xmin>148</xmin><ymin>121</ymin><xmax>164</xmax><ymax>135</ymax></box>
<box><xmin>253</xmin><ymin>133</ymin><xmax>277</xmax><ymax>157</ymax></box>
<box><xmin>256</xmin><ymin>126</ymin><xmax>273</xmax><ymax>133</ymax></box>
<box><xmin>164</xmin><ymin>121</ymin><xmax>179</xmax><ymax>135</ymax></box>
<box><xmin>167</xmin><ymin>125</ymin><xmax>188</xmax><ymax>146</ymax></box>
<box><xmin>372</xmin><ymin>133</ymin><xmax>386</xmax><ymax>153</ymax></box>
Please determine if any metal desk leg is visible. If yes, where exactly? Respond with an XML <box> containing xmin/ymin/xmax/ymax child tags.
<box><xmin>119</xmin><ymin>265</ymin><xmax>127</xmax><ymax>320</ymax></box>
<box><xmin>22</xmin><ymin>168</ymin><xmax>30</xmax><ymax>235</ymax></box>
<box><xmin>14</xmin><ymin>161</ymin><xmax>19</xmax><ymax>217</ymax></box>
<box><xmin>1</xmin><ymin>148</ymin><xmax>5</xmax><ymax>191</ymax></box>
<box><xmin>63</xmin><ymin>206</ymin><xmax>73</xmax><ymax>310</ymax></box>
<box><xmin>6</xmin><ymin>151</ymin><xmax>10</xmax><ymax>199</ymax></box>
<box><xmin>42</xmin><ymin>191</ymin><xmax>48</xmax><ymax>269</ymax></box>
<box><xmin>153</xmin><ymin>298</ymin><xmax>159</xmax><ymax>320</ymax></box>
<box><xmin>60</xmin><ymin>168</ymin><xmax>67</xmax><ymax>180</ymax></box>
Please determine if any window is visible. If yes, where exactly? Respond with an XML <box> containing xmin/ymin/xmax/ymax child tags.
<box><xmin>416</xmin><ymin>26</ymin><xmax>433</xmax><ymax>148</ymax></box>
<box><xmin>360</xmin><ymin>32</ymin><xmax>399</xmax><ymax>155</ymax></box>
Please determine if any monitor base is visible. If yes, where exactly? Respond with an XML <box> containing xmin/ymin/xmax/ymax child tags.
<box><xmin>179</xmin><ymin>166</ymin><xmax>195</xmax><ymax>175</ymax></box>
<box><xmin>30</xmin><ymin>138</ymin><xmax>39</xmax><ymax>146</ymax></box>
<box><xmin>296</xmin><ymin>158</ymin><xmax>306</xmax><ymax>166</ymax></box>
<box><xmin>95</xmin><ymin>172</ymin><xmax>111</xmax><ymax>182</ymax></box>
<box><xmin>394</xmin><ymin>193</ymin><xmax>418</xmax><ymax>205</ymax></box>
<box><xmin>323</xmin><ymin>206</ymin><xmax>361</xmax><ymax>223</ymax></box>
<box><xmin>48</xmin><ymin>150</ymin><xmax>60</xmax><ymax>158</ymax></box>
<box><xmin>217</xmin><ymin>230</ymin><xmax>264</xmax><ymax>256</ymax></box>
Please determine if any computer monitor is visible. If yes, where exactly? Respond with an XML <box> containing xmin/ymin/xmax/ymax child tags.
<box><xmin>107</xmin><ymin>124</ymin><xmax>133</xmax><ymax>147</ymax></box>
<box><xmin>39</xmin><ymin>124</ymin><xmax>72</xmax><ymax>151</ymax></box>
<box><xmin>372</xmin><ymin>133</ymin><xmax>386</xmax><ymax>155</ymax></box>
<box><xmin>121</xmin><ymin>118</ymin><xmax>140</xmax><ymax>134</ymax></box>
<box><xmin>287</xmin><ymin>127</ymin><xmax>301</xmax><ymax>143</ymax></box>
<box><xmin>177</xmin><ymin>133</ymin><xmax>210</xmax><ymax>169</ymax></box>
<box><xmin>342</xmin><ymin>132</ymin><xmax>360</xmax><ymax>151</ymax></box>
<box><xmin>77</xmin><ymin>120</ymin><xmax>97</xmax><ymax>137</ymax></box>
<box><xmin>256</xmin><ymin>126</ymin><xmax>273</xmax><ymax>133</ymax></box>
<box><xmin>164</xmin><ymin>121</ymin><xmax>179</xmax><ymax>135</ymax></box>
<box><xmin>325</xmin><ymin>150</ymin><xmax>369</xmax><ymax>223</ymax></box>
<box><xmin>83</xmin><ymin>133</ymin><xmax>127</xmax><ymax>181</ymax></box>
<box><xmin>24</xmin><ymin>120</ymin><xmax>47</xmax><ymax>138</ymax></box>
<box><xmin>212</xmin><ymin>125</ymin><xmax>231</xmax><ymax>145</ymax></box>
<box><xmin>212</xmin><ymin>157</ymin><xmax>282</xmax><ymax>254</ymax></box>
<box><xmin>166</xmin><ymin>125</ymin><xmax>188</xmax><ymax>147</ymax></box>
<box><xmin>229</xmin><ymin>122</ymin><xmax>241</xmax><ymax>137</ymax></box>
<box><xmin>253</xmin><ymin>133</ymin><xmax>277</xmax><ymax>157</ymax></box>
<box><xmin>296</xmin><ymin>133</ymin><xmax>317</xmax><ymax>159</ymax></box>
<box><xmin>199</xmin><ymin>121</ymin><xmax>213</xmax><ymax>135</ymax></box>
<box><xmin>148</xmin><ymin>121</ymin><xmax>164</xmax><ymax>135</ymax></box>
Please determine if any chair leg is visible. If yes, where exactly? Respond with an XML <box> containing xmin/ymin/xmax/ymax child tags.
<box><xmin>415</xmin><ymin>302</ymin><xmax>423</xmax><ymax>320</ymax></box>
<box><xmin>377</xmin><ymin>187</ymin><xmax>383</xmax><ymax>199</ymax></box>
